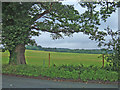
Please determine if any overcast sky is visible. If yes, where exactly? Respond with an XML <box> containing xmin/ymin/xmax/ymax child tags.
<box><xmin>32</xmin><ymin>1</ymin><xmax>118</xmax><ymax>49</ymax></box>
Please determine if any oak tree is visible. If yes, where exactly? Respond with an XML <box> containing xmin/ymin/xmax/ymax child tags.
<box><xmin>2</xmin><ymin>2</ymin><xmax>119</xmax><ymax>65</ymax></box>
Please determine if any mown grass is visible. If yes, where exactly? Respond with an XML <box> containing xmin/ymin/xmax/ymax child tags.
<box><xmin>1</xmin><ymin>50</ymin><xmax>105</xmax><ymax>67</ymax></box>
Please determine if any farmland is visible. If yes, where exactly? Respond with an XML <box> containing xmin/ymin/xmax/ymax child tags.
<box><xmin>2</xmin><ymin>50</ymin><xmax>118</xmax><ymax>82</ymax></box>
<box><xmin>2</xmin><ymin>50</ymin><xmax>104</xmax><ymax>67</ymax></box>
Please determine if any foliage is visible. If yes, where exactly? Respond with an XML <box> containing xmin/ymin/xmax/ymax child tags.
<box><xmin>2</xmin><ymin>64</ymin><xmax>118</xmax><ymax>82</ymax></box>
<box><xmin>26</xmin><ymin>45</ymin><xmax>113</xmax><ymax>54</ymax></box>
<box><xmin>2</xmin><ymin>2</ymin><xmax>120</xmax><ymax>65</ymax></box>
<box><xmin>0</xmin><ymin>2</ymin><xmax>104</xmax><ymax>64</ymax></box>
<box><xmin>2</xmin><ymin>2</ymin><xmax>84</xmax><ymax>64</ymax></box>
<box><xmin>78</xmin><ymin>2</ymin><xmax>120</xmax><ymax>71</ymax></box>
<box><xmin>97</xmin><ymin>27</ymin><xmax>120</xmax><ymax>71</ymax></box>
<box><xmin>2</xmin><ymin>2</ymin><xmax>118</xmax><ymax>52</ymax></box>
<box><xmin>2</xmin><ymin>2</ymin><xmax>38</xmax><ymax>52</ymax></box>
<box><xmin>2</xmin><ymin>2</ymin><xmax>82</xmax><ymax>52</ymax></box>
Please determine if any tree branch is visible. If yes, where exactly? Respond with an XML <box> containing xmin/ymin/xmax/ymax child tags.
<box><xmin>31</xmin><ymin>26</ymin><xmax>74</xmax><ymax>34</ymax></box>
<box><xmin>34</xmin><ymin>3</ymin><xmax>53</xmax><ymax>20</ymax></box>
<box><xmin>35</xmin><ymin>10</ymin><xmax>49</xmax><ymax>20</ymax></box>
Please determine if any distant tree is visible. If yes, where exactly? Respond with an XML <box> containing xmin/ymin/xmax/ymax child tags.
<box><xmin>37</xmin><ymin>45</ymin><xmax>42</xmax><ymax>48</ymax></box>
<box><xmin>100</xmin><ymin>27</ymin><xmax>119</xmax><ymax>70</ymax></box>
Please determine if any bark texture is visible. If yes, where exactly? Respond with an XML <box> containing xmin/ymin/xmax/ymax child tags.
<box><xmin>9</xmin><ymin>44</ymin><xmax>26</xmax><ymax>65</ymax></box>
<box><xmin>15</xmin><ymin>44</ymin><xmax>26</xmax><ymax>64</ymax></box>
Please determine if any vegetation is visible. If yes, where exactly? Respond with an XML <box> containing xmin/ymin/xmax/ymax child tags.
<box><xmin>2</xmin><ymin>50</ymin><xmax>103</xmax><ymax>67</ymax></box>
<box><xmin>2</xmin><ymin>64</ymin><xmax>118</xmax><ymax>82</ymax></box>
<box><xmin>1</xmin><ymin>1</ymin><xmax>119</xmax><ymax>83</ymax></box>
<box><xmin>99</xmin><ymin>27</ymin><xmax>120</xmax><ymax>71</ymax></box>
<box><xmin>2</xmin><ymin>2</ymin><xmax>35</xmax><ymax>64</ymax></box>
<box><xmin>26</xmin><ymin>45</ymin><xmax>113</xmax><ymax>54</ymax></box>
<box><xmin>2</xmin><ymin>2</ymin><xmax>81</xmax><ymax>64</ymax></box>
<box><xmin>2</xmin><ymin>2</ymin><xmax>119</xmax><ymax>65</ymax></box>
<box><xmin>2</xmin><ymin>49</ymin><xmax>118</xmax><ymax>82</ymax></box>
<box><xmin>2</xmin><ymin>2</ymin><xmax>91</xmax><ymax>65</ymax></box>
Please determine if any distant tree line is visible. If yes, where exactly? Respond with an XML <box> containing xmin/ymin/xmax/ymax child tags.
<box><xmin>26</xmin><ymin>45</ymin><xmax>112</xmax><ymax>54</ymax></box>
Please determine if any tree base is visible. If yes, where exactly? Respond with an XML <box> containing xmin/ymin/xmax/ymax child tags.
<box><xmin>9</xmin><ymin>44</ymin><xmax>26</xmax><ymax>65</ymax></box>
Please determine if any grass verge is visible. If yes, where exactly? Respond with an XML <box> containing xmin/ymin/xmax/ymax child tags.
<box><xmin>2</xmin><ymin>64</ymin><xmax>118</xmax><ymax>83</ymax></box>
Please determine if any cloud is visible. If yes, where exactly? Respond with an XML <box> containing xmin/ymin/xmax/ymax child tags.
<box><xmin>32</xmin><ymin>32</ymin><xmax>98</xmax><ymax>49</ymax></box>
<box><xmin>32</xmin><ymin>2</ymin><xmax>118</xmax><ymax>49</ymax></box>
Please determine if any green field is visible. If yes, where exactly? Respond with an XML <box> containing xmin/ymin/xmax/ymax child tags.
<box><xmin>2</xmin><ymin>50</ymin><xmax>118</xmax><ymax>82</ymax></box>
<box><xmin>2</xmin><ymin>50</ymin><xmax>105</xmax><ymax>67</ymax></box>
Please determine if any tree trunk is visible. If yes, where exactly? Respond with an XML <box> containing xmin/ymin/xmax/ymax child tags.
<box><xmin>9</xmin><ymin>44</ymin><xmax>26</xmax><ymax>65</ymax></box>
<box><xmin>9</xmin><ymin>50</ymin><xmax>14</xmax><ymax>64</ymax></box>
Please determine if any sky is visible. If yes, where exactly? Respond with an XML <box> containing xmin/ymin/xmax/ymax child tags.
<box><xmin>32</xmin><ymin>1</ymin><xmax>118</xmax><ymax>49</ymax></box>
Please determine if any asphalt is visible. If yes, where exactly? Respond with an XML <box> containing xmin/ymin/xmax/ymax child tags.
<box><xmin>2</xmin><ymin>75</ymin><xmax>118</xmax><ymax>88</ymax></box>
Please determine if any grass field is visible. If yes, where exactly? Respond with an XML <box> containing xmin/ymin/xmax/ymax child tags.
<box><xmin>2</xmin><ymin>50</ymin><xmax>105</xmax><ymax>67</ymax></box>
<box><xmin>2</xmin><ymin>50</ymin><xmax>118</xmax><ymax>82</ymax></box>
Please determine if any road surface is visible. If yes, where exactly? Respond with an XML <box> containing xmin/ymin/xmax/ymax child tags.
<box><xmin>2</xmin><ymin>75</ymin><xmax>118</xmax><ymax>88</ymax></box>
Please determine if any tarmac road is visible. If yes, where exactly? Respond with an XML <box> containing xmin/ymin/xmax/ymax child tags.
<box><xmin>2</xmin><ymin>75</ymin><xmax>118</xmax><ymax>88</ymax></box>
